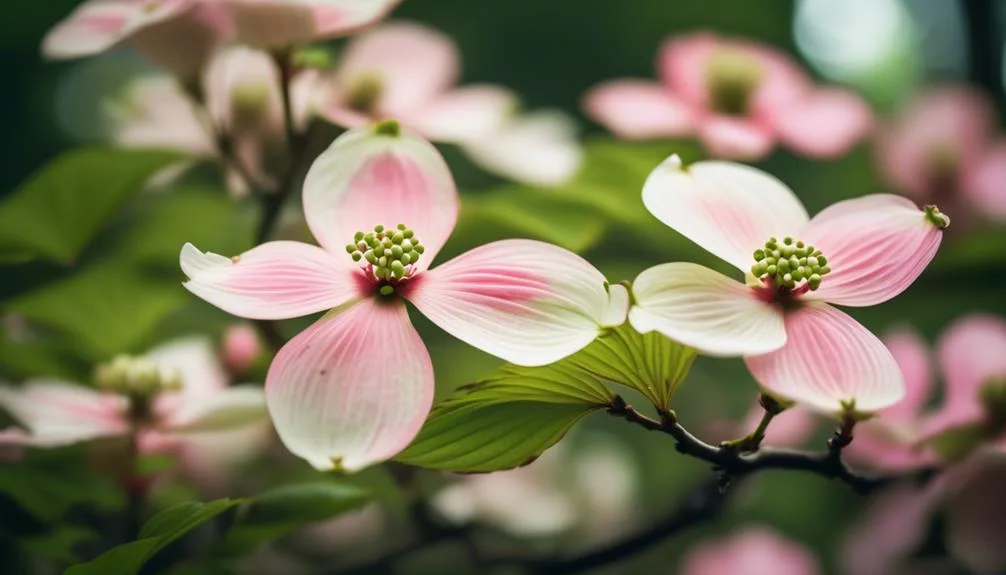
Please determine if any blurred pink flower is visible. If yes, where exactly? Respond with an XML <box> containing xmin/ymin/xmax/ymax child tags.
<box><xmin>43</xmin><ymin>0</ymin><xmax>230</xmax><ymax>80</ymax></box>
<box><xmin>708</xmin><ymin>403</ymin><xmax>819</xmax><ymax>448</ymax></box>
<box><xmin>0</xmin><ymin>338</ymin><xmax>269</xmax><ymax>486</ymax></box>
<box><xmin>848</xmin><ymin>316</ymin><xmax>1006</xmax><ymax>471</ymax></box>
<box><xmin>681</xmin><ymin>526</ymin><xmax>821</xmax><ymax>575</ymax></box>
<box><xmin>222</xmin><ymin>323</ymin><xmax>263</xmax><ymax>375</ymax></box>
<box><xmin>180</xmin><ymin>124</ymin><xmax>628</xmax><ymax>472</ymax></box>
<box><xmin>583</xmin><ymin>32</ymin><xmax>873</xmax><ymax>160</ymax></box>
<box><xmin>877</xmin><ymin>86</ymin><xmax>1006</xmax><ymax>223</ymax></box>
<box><xmin>629</xmin><ymin>156</ymin><xmax>946</xmax><ymax>416</ymax></box>
<box><xmin>316</xmin><ymin>22</ymin><xmax>583</xmax><ymax>185</ymax></box>
<box><xmin>941</xmin><ymin>446</ymin><xmax>1006</xmax><ymax>574</ymax></box>
<box><xmin>222</xmin><ymin>0</ymin><xmax>402</xmax><ymax>49</ymax></box>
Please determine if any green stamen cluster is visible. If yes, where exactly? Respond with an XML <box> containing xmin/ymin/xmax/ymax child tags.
<box><xmin>95</xmin><ymin>355</ymin><xmax>181</xmax><ymax>397</ymax></box>
<box><xmin>751</xmin><ymin>236</ymin><xmax>831</xmax><ymax>290</ymax></box>
<box><xmin>346</xmin><ymin>224</ymin><xmax>425</xmax><ymax>281</ymax></box>
<box><xmin>704</xmin><ymin>50</ymin><xmax>763</xmax><ymax>116</ymax></box>
<box><xmin>345</xmin><ymin>73</ymin><xmax>384</xmax><ymax>114</ymax></box>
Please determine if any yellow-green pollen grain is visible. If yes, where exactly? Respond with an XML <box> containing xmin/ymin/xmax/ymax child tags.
<box><xmin>751</xmin><ymin>236</ymin><xmax>831</xmax><ymax>291</ymax></box>
<box><xmin>346</xmin><ymin>224</ymin><xmax>425</xmax><ymax>282</ymax></box>
<box><xmin>704</xmin><ymin>49</ymin><xmax>763</xmax><ymax>116</ymax></box>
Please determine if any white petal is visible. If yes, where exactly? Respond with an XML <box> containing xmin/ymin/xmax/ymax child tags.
<box><xmin>161</xmin><ymin>386</ymin><xmax>268</xmax><ymax>433</ymax></box>
<box><xmin>0</xmin><ymin>380</ymin><xmax>127</xmax><ymax>446</ymax></box>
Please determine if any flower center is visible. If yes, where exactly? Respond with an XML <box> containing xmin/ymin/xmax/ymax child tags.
<box><xmin>980</xmin><ymin>376</ymin><xmax>1006</xmax><ymax>433</ymax></box>
<box><xmin>346</xmin><ymin>224</ymin><xmax>426</xmax><ymax>293</ymax></box>
<box><xmin>345</xmin><ymin>73</ymin><xmax>384</xmax><ymax>114</ymax></box>
<box><xmin>95</xmin><ymin>355</ymin><xmax>181</xmax><ymax>398</ymax></box>
<box><xmin>751</xmin><ymin>236</ymin><xmax>831</xmax><ymax>291</ymax></box>
<box><xmin>704</xmin><ymin>49</ymin><xmax>763</xmax><ymax>116</ymax></box>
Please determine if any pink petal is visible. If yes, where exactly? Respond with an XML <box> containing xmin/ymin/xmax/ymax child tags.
<box><xmin>266</xmin><ymin>297</ymin><xmax>434</xmax><ymax>472</ymax></box>
<box><xmin>301</xmin><ymin>126</ymin><xmax>459</xmax><ymax>267</ymax></box>
<box><xmin>0</xmin><ymin>380</ymin><xmax>128</xmax><ymax>447</ymax></box>
<box><xmin>222</xmin><ymin>323</ymin><xmax>262</xmax><ymax>375</ymax></box>
<box><xmin>746</xmin><ymin>303</ymin><xmax>904</xmax><ymax>414</ymax></box>
<box><xmin>203</xmin><ymin>46</ymin><xmax>284</xmax><ymax>142</ymax></box>
<box><xmin>802</xmin><ymin>195</ymin><xmax>944</xmax><ymax>307</ymax></box>
<box><xmin>403</xmin><ymin>85</ymin><xmax>516</xmax><ymax>143</ymax></box>
<box><xmin>928</xmin><ymin>315</ymin><xmax>1006</xmax><ymax>433</ymax></box>
<box><xmin>180</xmin><ymin>241</ymin><xmax>363</xmax><ymax>320</ymax></box>
<box><xmin>128</xmin><ymin>2</ymin><xmax>230</xmax><ymax>79</ymax></box>
<box><xmin>759</xmin><ymin>406</ymin><xmax>819</xmax><ymax>447</ymax></box>
<box><xmin>227</xmin><ymin>0</ymin><xmax>401</xmax><ymax>48</ymax></box>
<box><xmin>582</xmin><ymin>80</ymin><xmax>694</xmax><ymax>139</ymax></box>
<box><xmin>404</xmin><ymin>239</ymin><xmax>622</xmax><ymax>366</ymax></box>
<box><xmin>641</xmin><ymin>155</ymin><xmax>809</xmax><ymax>272</ymax></box>
<box><xmin>459</xmin><ymin>111</ymin><xmax>584</xmax><ymax>186</ymax></box>
<box><xmin>880</xmin><ymin>327</ymin><xmax>933</xmax><ymax>422</ymax></box>
<box><xmin>334</xmin><ymin>22</ymin><xmax>458</xmax><ymax>116</ymax></box>
<box><xmin>108</xmin><ymin>77</ymin><xmax>216</xmax><ymax>157</ymax></box>
<box><xmin>42</xmin><ymin>0</ymin><xmax>194</xmax><ymax>60</ymax></box>
<box><xmin>628</xmin><ymin>262</ymin><xmax>786</xmax><ymax>357</ymax></box>
<box><xmin>944</xmin><ymin>450</ymin><xmax>1006</xmax><ymax>574</ymax></box>
<box><xmin>773</xmin><ymin>88</ymin><xmax>873</xmax><ymax>158</ymax></box>
<box><xmin>841</xmin><ymin>484</ymin><xmax>940</xmax><ymax>575</ymax></box>
<box><xmin>876</xmin><ymin>86</ymin><xmax>996</xmax><ymax>198</ymax></box>
<box><xmin>146</xmin><ymin>337</ymin><xmax>230</xmax><ymax>423</ymax></box>
<box><xmin>964</xmin><ymin>143</ymin><xmax>1006</xmax><ymax>220</ymax></box>
<box><xmin>697</xmin><ymin>115</ymin><xmax>775</xmax><ymax>159</ymax></box>
<box><xmin>160</xmin><ymin>386</ymin><xmax>267</xmax><ymax>432</ymax></box>
<box><xmin>658</xmin><ymin>32</ymin><xmax>720</xmax><ymax>107</ymax></box>
<box><xmin>681</xmin><ymin>526</ymin><xmax>821</xmax><ymax>575</ymax></box>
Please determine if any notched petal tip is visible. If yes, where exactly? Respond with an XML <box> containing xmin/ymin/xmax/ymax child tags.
<box><xmin>601</xmin><ymin>283</ymin><xmax>630</xmax><ymax>327</ymax></box>
<box><xmin>662</xmin><ymin>153</ymin><xmax>685</xmax><ymax>172</ymax></box>
<box><xmin>924</xmin><ymin>204</ymin><xmax>951</xmax><ymax>230</ymax></box>
<box><xmin>179</xmin><ymin>242</ymin><xmax>231</xmax><ymax>282</ymax></box>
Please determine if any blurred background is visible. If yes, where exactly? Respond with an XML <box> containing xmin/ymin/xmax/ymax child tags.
<box><xmin>1</xmin><ymin>0</ymin><xmax>1005</xmax><ymax>574</ymax></box>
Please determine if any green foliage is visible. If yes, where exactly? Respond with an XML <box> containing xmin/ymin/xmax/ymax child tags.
<box><xmin>0</xmin><ymin>452</ymin><xmax>124</xmax><ymax>522</ymax></box>
<box><xmin>4</xmin><ymin>264</ymin><xmax>190</xmax><ymax>360</ymax></box>
<box><xmin>220</xmin><ymin>481</ymin><xmax>371</xmax><ymax>552</ymax></box>
<box><xmin>928</xmin><ymin>423</ymin><xmax>990</xmax><ymax>461</ymax></box>
<box><xmin>0</xmin><ymin>148</ymin><xmax>181</xmax><ymax>264</ymax></box>
<box><xmin>66</xmin><ymin>499</ymin><xmax>242</xmax><ymax>575</ymax></box>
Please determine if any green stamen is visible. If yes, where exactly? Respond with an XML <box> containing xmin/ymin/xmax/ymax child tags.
<box><xmin>704</xmin><ymin>49</ymin><xmax>763</xmax><ymax>116</ymax></box>
<box><xmin>95</xmin><ymin>355</ymin><xmax>181</xmax><ymax>397</ymax></box>
<box><xmin>345</xmin><ymin>73</ymin><xmax>384</xmax><ymax>115</ymax></box>
<box><xmin>349</xmin><ymin>224</ymin><xmax>424</xmax><ymax>281</ymax></box>
<box><xmin>924</xmin><ymin>205</ymin><xmax>951</xmax><ymax>230</ymax></box>
<box><xmin>751</xmin><ymin>236</ymin><xmax>831</xmax><ymax>291</ymax></box>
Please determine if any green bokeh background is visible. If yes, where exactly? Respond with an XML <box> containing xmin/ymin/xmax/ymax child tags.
<box><xmin>1</xmin><ymin>0</ymin><xmax>1005</xmax><ymax>573</ymax></box>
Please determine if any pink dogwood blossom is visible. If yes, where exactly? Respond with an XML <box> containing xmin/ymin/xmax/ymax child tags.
<box><xmin>0</xmin><ymin>338</ymin><xmax>269</xmax><ymax>484</ymax></box>
<box><xmin>315</xmin><ymin>22</ymin><xmax>583</xmax><ymax>185</ymax></box>
<box><xmin>877</xmin><ymin>86</ymin><xmax>1006</xmax><ymax>223</ymax></box>
<box><xmin>43</xmin><ymin>0</ymin><xmax>230</xmax><ymax>80</ymax></box>
<box><xmin>681</xmin><ymin>527</ymin><xmax>821</xmax><ymax>575</ymax></box>
<box><xmin>628</xmin><ymin>156</ymin><xmax>947</xmax><ymax>415</ymax></box>
<box><xmin>179</xmin><ymin>123</ymin><xmax>628</xmax><ymax>472</ymax></box>
<box><xmin>584</xmin><ymin>32</ymin><xmax>873</xmax><ymax>160</ymax></box>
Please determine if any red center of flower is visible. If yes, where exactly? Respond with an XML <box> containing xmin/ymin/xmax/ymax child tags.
<box><xmin>345</xmin><ymin>224</ymin><xmax>425</xmax><ymax>295</ymax></box>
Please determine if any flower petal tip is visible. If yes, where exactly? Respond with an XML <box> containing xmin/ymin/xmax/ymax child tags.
<box><xmin>924</xmin><ymin>205</ymin><xmax>951</xmax><ymax>230</ymax></box>
<box><xmin>662</xmin><ymin>153</ymin><xmax>685</xmax><ymax>172</ymax></box>
<box><xmin>374</xmin><ymin>119</ymin><xmax>402</xmax><ymax>137</ymax></box>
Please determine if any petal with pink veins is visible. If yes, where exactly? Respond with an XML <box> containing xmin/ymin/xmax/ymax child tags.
<box><xmin>582</xmin><ymin>80</ymin><xmax>694</xmax><ymax>139</ymax></box>
<box><xmin>180</xmin><ymin>241</ymin><xmax>363</xmax><ymax>320</ymax></box>
<box><xmin>697</xmin><ymin>115</ymin><xmax>775</xmax><ymax>160</ymax></box>
<box><xmin>641</xmin><ymin>156</ymin><xmax>809</xmax><ymax>271</ymax></box>
<box><xmin>404</xmin><ymin>239</ymin><xmax>620</xmax><ymax>367</ymax></box>
<box><xmin>0</xmin><ymin>381</ymin><xmax>128</xmax><ymax>447</ymax></box>
<box><xmin>628</xmin><ymin>262</ymin><xmax>786</xmax><ymax>356</ymax></box>
<box><xmin>460</xmin><ymin>111</ymin><xmax>584</xmax><ymax>187</ymax></box>
<box><xmin>301</xmin><ymin>125</ymin><xmax>459</xmax><ymax>265</ymax></box>
<box><xmin>404</xmin><ymin>85</ymin><xmax>516</xmax><ymax>143</ymax></box>
<box><xmin>746</xmin><ymin>303</ymin><xmax>904</xmax><ymax>414</ymax></box>
<box><xmin>773</xmin><ymin>88</ymin><xmax>873</xmax><ymax>158</ymax></box>
<box><xmin>42</xmin><ymin>0</ymin><xmax>193</xmax><ymax>60</ymax></box>
<box><xmin>334</xmin><ymin>22</ymin><xmax>458</xmax><ymax>115</ymax></box>
<box><xmin>266</xmin><ymin>298</ymin><xmax>434</xmax><ymax>472</ymax></box>
<box><xmin>801</xmin><ymin>194</ymin><xmax>945</xmax><ymax>307</ymax></box>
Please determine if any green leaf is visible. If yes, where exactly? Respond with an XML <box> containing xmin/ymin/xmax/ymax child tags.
<box><xmin>567</xmin><ymin>323</ymin><xmax>696</xmax><ymax>410</ymax></box>
<box><xmin>221</xmin><ymin>481</ymin><xmax>370</xmax><ymax>551</ymax></box>
<box><xmin>3</xmin><ymin>264</ymin><xmax>189</xmax><ymax>360</ymax></box>
<box><xmin>66</xmin><ymin>499</ymin><xmax>242</xmax><ymax>575</ymax></box>
<box><xmin>0</xmin><ymin>148</ymin><xmax>182</xmax><ymax>264</ymax></box>
<box><xmin>20</xmin><ymin>526</ymin><xmax>98</xmax><ymax>563</ymax></box>
<box><xmin>0</xmin><ymin>456</ymin><xmax>124</xmax><ymax>522</ymax></box>
<box><xmin>396</xmin><ymin>401</ymin><xmax>598</xmax><ymax>472</ymax></box>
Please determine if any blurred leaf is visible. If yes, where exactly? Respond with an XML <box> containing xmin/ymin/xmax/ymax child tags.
<box><xmin>20</xmin><ymin>526</ymin><xmax>97</xmax><ymax>563</ymax></box>
<box><xmin>0</xmin><ymin>457</ymin><xmax>124</xmax><ymax>522</ymax></box>
<box><xmin>66</xmin><ymin>499</ymin><xmax>242</xmax><ymax>575</ymax></box>
<box><xmin>570</xmin><ymin>323</ymin><xmax>696</xmax><ymax>410</ymax></box>
<box><xmin>928</xmin><ymin>423</ymin><xmax>989</xmax><ymax>461</ymax></box>
<box><xmin>0</xmin><ymin>148</ymin><xmax>181</xmax><ymax>264</ymax></box>
<box><xmin>0</xmin><ymin>338</ymin><xmax>89</xmax><ymax>380</ymax></box>
<box><xmin>115</xmin><ymin>187</ymin><xmax>254</xmax><ymax>267</ymax></box>
<box><xmin>3</xmin><ymin>264</ymin><xmax>189</xmax><ymax>360</ymax></box>
<box><xmin>930</xmin><ymin>229</ymin><xmax>1006</xmax><ymax>274</ymax></box>
<box><xmin>396</xmin><ymin>401</ymin><xmax>598</xmax><ymax>472</ymax></box>
<box><xmin>220</xmin><ymin>481</ymin><xmax>370</xmax><ymax>552</ymax></box>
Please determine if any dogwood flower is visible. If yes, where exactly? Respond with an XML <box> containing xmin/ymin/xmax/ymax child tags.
<box><xmin>315</xmin><ymin>22</ymin><xmax>583</xmax><ymax>185</ymax></box>
<box><xmin>628</xmin><ymin>156</ymin><xmax>947</xmax><ymax>415</ymax></box>
<box><xmin>43</xmin><ymin>0</ymin><xmax>229</xmax><ymax>80</ymax></box>
<box><xmin>179</xmin><ymin>122</ymin><xmax>628</xmax><ymax>472</ymax></box>
<box><xmin>584</xmin><ymin>32</ymin><xmax>873</xmax><ymax>160</ymax></box>
<box><xmin>221</xmin><ymin>0</ymin><xmax>402</xmax><ymax>48</ymax></box>
<box><xmin>681</xmin><ymin>527</ymin><xmax>821</xmax><ymax>575</ymax></box>
<box><xmin>877</xmin><ymin>86</ymin><xmax>1006</xmax><ymax>223</ymax></box>
<box><xmin>0</xmin><ymin>338</ymin><xmax>268</xmax><ymax>479</ymax></box>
